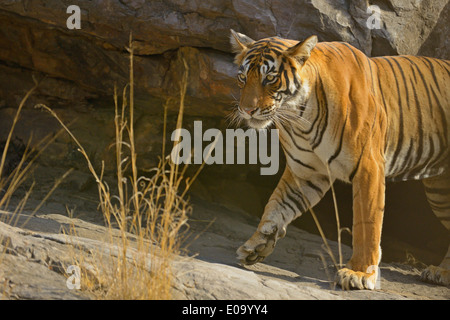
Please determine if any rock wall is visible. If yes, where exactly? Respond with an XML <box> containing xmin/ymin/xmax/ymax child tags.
<box><xmin>1</xmin><ymin>0</ymin><xmax>448</xmax><ymax>112</ymax></box>
<box><xmin>0</xmin><ymin>0</ymin><xmax>449</xmax><ymax>262</ymax></box>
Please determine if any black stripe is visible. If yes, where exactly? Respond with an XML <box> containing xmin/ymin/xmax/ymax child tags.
<box><xmin>373</xmin><ymin>62</ymin><xmax>389</xmax><ymax>120</ymax></box>
<box><xmin>407</xmin><ymin>58</ymin><xmax>418</xmax><ymax>84</ymax></box>
<box><xmin>284</xmin><ymin>182</ymin><xmax>308</xmax><ymax>212</ymax></box>
<box><xmin>401</xmin><ymin>57</ymin><xmax>434</xmax><ymax>116</ymax></box>
<box><xmin>283</xmin><ymin>148</ymin><xmax>315</xmax><ymax>170</ymax></box>
<box><xmin>328</xmin><ymin>105</ymin><xmax>349</xmax><ymax>165</ymax></box>
<box><xmin>420</xmin><ymin>57</ymin><xmax>442</xmax><ymax>94</ymax></box>
<box><xmin>428</xmin><ymin>198</ymin><xmax>450</xmax><ymax>205</ymax></box>
<box><xmin>271</xmin><ymin>49</ymin><xmax>282</xmax><ymax>57</ymax></box>
<box><xmin>274</xmin><ymin>198</ymin><xmax>291</xmax><ymax>214</ymax></box>
<box><xmin>381</xmin><ymin>57</ymin><xmax>404</xmax><ymax>173</ymax></box>
<box><xmin>306</xmin><ymin>180</ymin><xmax>323</xmax><ymax>196</ymax></box>
<box><xmin>280</xmin><ymin>195</ymin><xmax>297</xmax><ymax>215</ymax></box>
<box><xmin>433</xmin><ymin>59</ymin><xmax>450</xmax><ymax>78</ymax></box>
<box><xmin>409</xmin><ymin>77</ymin><xmax>424</xmax><ymax>173</ymax></box>
<box><xmin>263</xmin><ymin>54</ymin><xmax>275</xmax><ymax>62</ymax></box>
<box><xmin>428</xmin><ymin>199</ymin><xmax>450</xmax><ymax>209</ymax></box>
<box><xmin>341</xmin><ymin>42</ymin><xmax>364</xmax><ymax>72</ymax></box>
<box><xmin>313</xmin><ymin>46</ymin><xmax>334</xmax><ymax>61</ymax></box>
<box><xmin>392</xmin><ymin>58</ymin><xmax>411</xmax><ymax>110</ymax></box>
<box><xmin>300</xmin><ymin>68</ymin><xmax>321</xmax><ymax>135</ymax></box>
<box><xmin>280</xmin><ymin>69</ymin><xmax>291</xmax><ymax>95</ymax></box>
<box><xmin>425</xmin><ymin>185</ymin><xmax>450</xmax><ymax>196</ymax></box>
<box><xmin>244</xmin><ymin>52</ymin><xmax>259</xmax><ymax>60</ymax></box>
<box><xmin>439</xmin><ymin>59</ymin><xmax>450</xmax><ymax>67</ymax></box>
<box><xmin>367</xmin><ymin>56</ymin><xmax>375</xmax><ymax>96</ymax></box>
<box><xmin>267</xmin><ymin>39</ymin><xmax>290</xmax><ymax>47</ymax></box>
<box><xmin>349</xmin><ymin>152</ymin><xmax>363</xmax><ymax>182</ymax></box>
<box><xmin>322</xmin><ymin>43</ymin><xmax>344</xmax><ymax>61</ymax></box>
<box><xmin>311</xmin><ymin>76</ymin><xmax>328</xmax><ymax>149</ymax></box>
<box><xmin>330</xmin><ymin>44</ymin><xmax>346</xmax><ymax>60</ymax></box>
<box><xmin>427</xmin><ymin>134</ymin><xmax>447</xmax><ymax>170</ymax></box>
<box><xmin>426</xmin><ymin>134</ymin><xmax>437</xmax><ymax>168</ymax></box>
<box><xmin>314</xmin><ymin>47</ymin><xmax>325</xmax><ymax>54</ymax></box>
<box><xmin>428</xmin><ymin>82</ymin><xmax>448</xmax><ymax>146</ymax></box>
<box><xmin>403</xmin><ymin>57</ymin><xmax>448</xmax><ymax>162</ymax></box>
<box><xmin>399</xmin><ymin>138</ymin><xmax>415</xmax><ymax>174</ymax></box>
<box><xmin>285</xmin><ymin>191</ymin><xmax>302</xmax><ymax>214</ymax></box>
<box><xmin>283</xmin><ymin>127</ymin><xmax>313</xmax><ymax>152</ymax></box>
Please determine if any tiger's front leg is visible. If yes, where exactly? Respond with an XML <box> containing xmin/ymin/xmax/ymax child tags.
<box><xmin>336</xmin><ymin>156</ymin><xmax>385</xmax><ymax>290</ymax></box>
<box><xmin>236</xmin><ymin>200</ymin><xmax>289</xmax><ymax>265</ymax></box>
<box><xmin>237</xmin><ymin>167</ymin><xmax>331</xmax><ymax>265</ymax></box>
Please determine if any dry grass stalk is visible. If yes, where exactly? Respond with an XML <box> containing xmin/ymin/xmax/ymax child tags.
<box><xmin>0</xmin><ymin>79</ymin><xmax>72</xmax><ymax>299</ymax></box>
<box><xmin>0</xmin><ymin>77</ymin><xmax>70</xmax><ymax>222</ymax></box>
<box><xmin>38</xmin><ymin>35</ymin><xmax>197</xmax><ymax>299</ymax></box>
<box><xmin>295</xmin><ymin>166</ymin><xmax>351</xmax><ymax>281</ymax></box>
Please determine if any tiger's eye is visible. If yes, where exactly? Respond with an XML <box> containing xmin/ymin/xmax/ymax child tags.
<box><xmin>266</xmin><ymin>75</ymin><xmax>275</xmax><ymax>81</ymax></box>
<box><xmin>238</xmin><ymin>73</ymin><xmax>246</xmax><ymax>82</ymax></box>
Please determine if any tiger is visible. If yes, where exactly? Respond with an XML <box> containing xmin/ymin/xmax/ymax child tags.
<box><xmin>229</xmin><ymin>29</ymin><xmax>450</xmax><ymax>290</ymax></box>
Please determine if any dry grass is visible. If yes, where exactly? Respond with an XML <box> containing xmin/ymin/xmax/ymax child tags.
<box><xmin>37</xmin><ymin>34</ymin><xmax>198</xmax><ymax>299</ymax></box>
<box><xmin>0</xmin><ymin>77</ymin><xmax>72</xmax><ymax>299</ymax></box>
<box><xmin>0</xmin><ymin>75</ymin><xmax>72</xmax><ymax>218</ymax></box>
<box><xmin>0</xmin><ymin>33</ymin><xmax>197</xmax><ymax>300</ymax></box>
<box><xmin>295</xmin><ymin>165</ymin><xmax>351</xmax><ymax>288</ymax></box>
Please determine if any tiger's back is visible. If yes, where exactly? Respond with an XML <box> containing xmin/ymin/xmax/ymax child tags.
<box><xmin>309</xmin><ymin>41</ymin><xmax>450</xmax><ymax>182</ymax></box>
<box><xmin>371</xmin><ymin>55</ymin><xmax>450</xmax><ymax>181</ymax></box>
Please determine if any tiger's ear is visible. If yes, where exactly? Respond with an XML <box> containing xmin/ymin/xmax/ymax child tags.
<box><xmin>230</xmin><ymin>29</ymin><xmax>255</xmax><ymax>54</ymax></box>
<box><xmin>285</xmin><ymin>35</ymin><xmax>318</xmax><ymax>65</ymax></box>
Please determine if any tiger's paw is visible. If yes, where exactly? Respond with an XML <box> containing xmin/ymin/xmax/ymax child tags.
<box><xmin>236</xmin><ymin>222</ymin><xmax>286</xmax><ymax>265</ymax></box>
<box><xmin>421</xmin><ymin>265</ymin><xmax>450</xmax><ymax>286</ymax></box>
<box><xmin>335</xmin><ymin>268</ymin><xmax>377</xmax><ymax>290</ymax></box>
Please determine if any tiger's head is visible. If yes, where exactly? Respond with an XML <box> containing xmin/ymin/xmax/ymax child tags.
<box><xmin>230</xmin><ymin>30</ymin><xmax>317</xmax><ymax>129</ymax></box>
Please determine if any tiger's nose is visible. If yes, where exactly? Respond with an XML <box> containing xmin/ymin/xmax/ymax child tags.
<box><xmin>244</xmin><ymin>107</ymin><xmax>258</xmax><ymax>116</ymax></box>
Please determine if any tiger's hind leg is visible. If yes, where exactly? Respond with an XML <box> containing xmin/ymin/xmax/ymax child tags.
<box><xmin>421</xmin><ymin>171</ymin><xmax>450</xmax><ymax>286</ymax></box>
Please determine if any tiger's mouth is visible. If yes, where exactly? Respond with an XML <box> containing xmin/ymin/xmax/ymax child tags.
<box><xmin>230</xmin><ymin>105</ymin><xmax>277</xmax><ymax>129</ymax></box>
<box><xmin>241</xmin><ymin>106</ymin><xmax>276</xmax><ymax>129</ymax></box>
<box><xmin>246</xmin><ymin>117</ymin><xmax>273</xmax><ymax>129</ymax></box>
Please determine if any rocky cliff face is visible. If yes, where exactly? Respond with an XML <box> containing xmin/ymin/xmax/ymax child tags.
<box><xmin>0</xmin><ymin>0</ymin><xmax>449</xmax><ymax>264</ymax></box>
<box><xmin>1</xmin><ymin>0</ymin><xmax>448</xmax><ymax>114</ymax></box>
